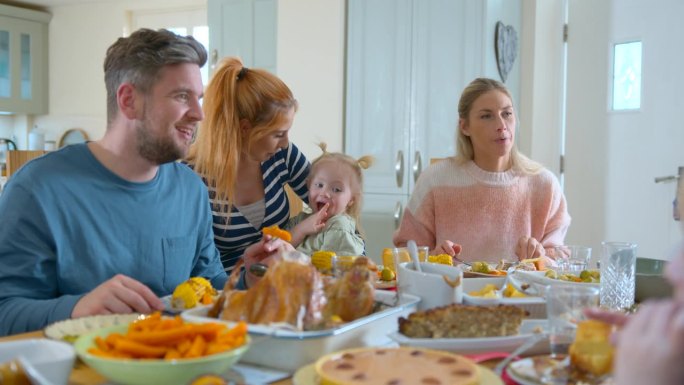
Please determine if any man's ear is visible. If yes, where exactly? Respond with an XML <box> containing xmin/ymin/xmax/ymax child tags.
<box><xmin>117</xmin><ymin>83</ymin><xmax>140</xmax><ymax>120</ymax></box>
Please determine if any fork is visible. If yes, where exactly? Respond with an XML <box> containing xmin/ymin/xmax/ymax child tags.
<box><xmin>493</xmin><ymin>332</ymin><xmax>548</xmax><ymax>376</ymax></box>
<box><xmin>451</xmin><ymin>254</ymin><xmax>472</xmax><ymax>267</ymax></box>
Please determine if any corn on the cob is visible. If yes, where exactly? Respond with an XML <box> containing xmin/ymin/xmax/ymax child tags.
<box><xmin>311</xmin><ymin>251</ymin><xmax>336</xmax><ymax>274</ymax></box>
<box><xmin>171</xmin><ymin>277</ymin><xmax>217</xmax><ymax>309</ymax></box>
<box><xmin>427</xmin><ymin>254</ymin><xmax>454</xmax><ymax>266</ymax></box>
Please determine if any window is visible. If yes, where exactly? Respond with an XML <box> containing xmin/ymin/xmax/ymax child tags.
<box><xmin>612</xmin><ymin>41</ymin><xmax>642</xmax><ymax>110</ymax></box>
<box><xmin>130</xmin><ymin>7</ymin><xmax>209</xmax><ymax>86</ymax></box>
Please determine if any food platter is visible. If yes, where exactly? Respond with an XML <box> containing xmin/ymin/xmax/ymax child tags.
<box><xmin>387</xmin><ymin>319</ymin><xmax>549</xmax><ymax>355</ymax></box>
<box><xmin>292</xmin><ymin>362</ymin><xmax>505</xmax><ymax>385</ymax></box>
<box><xmin>508</xmin><ymin>270</ymin><xmax>600</xmax><ymax>296</ymax></box>
<box><xmin>181</xmin><ymin>290</ymin><xmax>420</xmax><ymax>372</ymax></box>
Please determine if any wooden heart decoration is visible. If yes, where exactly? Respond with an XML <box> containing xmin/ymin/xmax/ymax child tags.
<box><xmin>495</xmin><ymin>21</ymin><xmax>518</xmax><ymax>83</ymax></box>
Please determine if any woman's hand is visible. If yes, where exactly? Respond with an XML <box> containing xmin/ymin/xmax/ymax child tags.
<box><xmin>434</xmin><ymin>240</ymin><xmax>463</xmax><ymax>257</ymax></box>
<box><xmin>614</xmin><ymin>300</ymin><xmax>684</xmax><ymax>385</ymax></box>
<box><xmin>72</xmin><ymin>274</ymin><xmax>164</xmax><ymax>318</ymax></box>
<box><xmin>243</xmin><ymin>235</ymin><xmax>294</xmax><ymax>288</ymax></box>
<box><xmin>515</xmin><ymin>236</ymin><xmax>545</xmax><ymax>260</ymax></box>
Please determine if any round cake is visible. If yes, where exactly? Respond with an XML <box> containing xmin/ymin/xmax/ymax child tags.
<box><xmin>315</xmin><ymin>347</ymin><xmax>480</xmax><ymax>385</ymax></box>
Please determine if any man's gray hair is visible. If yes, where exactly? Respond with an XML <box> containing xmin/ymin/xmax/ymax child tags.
<box><xmin>103</xmin><ymin>28</ymin><xmax>207</xmax><ymax>125</ymax></box>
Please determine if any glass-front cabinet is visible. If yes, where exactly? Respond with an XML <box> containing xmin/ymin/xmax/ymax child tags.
<box><xmin>0</xmin><ymin>4</ymin><xmax>50</xmax><ymax>115</ymax></box>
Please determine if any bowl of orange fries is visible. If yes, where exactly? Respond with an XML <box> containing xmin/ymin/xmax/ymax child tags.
<box><xmin>73</xmin><ymin>312</ymin><xmax>249</xmax><ymax>385</ymax></box>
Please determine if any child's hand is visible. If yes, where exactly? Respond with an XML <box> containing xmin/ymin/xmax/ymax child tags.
<box><xmin>289</xmin><ymin>203</ymin><xmax>329</xmax><ymax>247</ymax></box>
<box><xmin>301</xmin><ymin>202</ymin><xmax>329</xmax><ymax>235</ymax></box>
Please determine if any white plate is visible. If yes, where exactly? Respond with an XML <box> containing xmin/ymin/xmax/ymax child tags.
<box><xmin>161</xmin><ymin>291</ymin><xmax>222</xmax><ymax>314</ymax></box>
<box><xmin>292</xmin><ymin>362</ymin><xmax>504</xmax><ymax>385</ymax></box>
<box><xmin>388</xmin><ymin>319</ymin><xmax>549</xmax><ymax>355</ymax></box>
<box><xmin>44</xmin><ymin>313</ymin><xmax>143</xmax><ymax>343</ymax></box>
<box><xmin>507</xmin><ymin>355</ymin><xmax>613</xmax><ymax>385</ymax></box>
<box><xmin>508</xmin><ymin>270</ymin><xmax>600</xmax><ymax>296</ymax></box>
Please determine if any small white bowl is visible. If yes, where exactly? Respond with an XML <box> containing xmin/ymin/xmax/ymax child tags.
<box><xmin>398</xmin><ymin>261</ymin><xmax>463</xmax><ymax>310</ymax></box>
<box><xmin>0</xmin><ymin>339</ymin><xmax>75</xmax><ymax>385</ymax></box>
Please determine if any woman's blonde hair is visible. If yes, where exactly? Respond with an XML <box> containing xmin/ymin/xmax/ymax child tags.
<box><xmin>186</xmin><ymin>57</ymin><xmax>297</xmax><ymax>213</ymax></box>
<box><xmin>455</xmin><ymin>77</ymin><xmax>542</xmax><ymax>175</ymax></box>
<box><xmin>309</xmin><ymin>143</ymin><xmax>373</xmax><ymax>236</ymax></box>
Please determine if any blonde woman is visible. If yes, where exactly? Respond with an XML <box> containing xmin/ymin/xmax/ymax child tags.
<box><xmin>394</xmin><ymin>78</ymin><xmax>570</xmax><ymax>264</ymax></box>
<box><xmin>287</xmin><ymin>144</ymin><xmax>373</xmax><ymax>257</ymax></box>
<box><xmin>186</xmin><ymin>57</ymin><xmax>310</xmax><ymax>274</ymax></box>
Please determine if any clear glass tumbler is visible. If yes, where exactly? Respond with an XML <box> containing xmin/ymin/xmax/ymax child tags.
<box><xmin>554</xmin><ymin>245</ymin><xmax>592</xmax><ymax>273</ymax></box>
<box><xmin>600</xmin><ymin>241</ymin><xmax>637</xmax><ymax>310</ymax></box>
<box><xmin>545</xmin><ymin>284</ymin><xmax>600</xmax><ymax>383</ymax></box>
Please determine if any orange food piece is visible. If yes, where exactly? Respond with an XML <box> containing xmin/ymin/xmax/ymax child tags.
<box><xmin>87</xmin><ymin>312</ymin><xmax>248</xmax><ymax>360</ymax></box>
<box><xmin>262</xmin><ymin>225</ymin><xmax>292</xmax><ymax>242</ymax></box>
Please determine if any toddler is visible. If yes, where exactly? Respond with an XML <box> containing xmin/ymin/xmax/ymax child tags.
<box><xmin>287</xmin><ymin>143</ymin><xmax>373</xmax><ymax>257</ymax></box>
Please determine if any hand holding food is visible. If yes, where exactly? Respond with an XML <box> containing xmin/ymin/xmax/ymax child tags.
<box><xmin>262</xmin><ymin>225</ymin><xmax>292</xmax><ymax>242</ymax></box>
<box><xmin>72</xmin><ymin>274</ymin><xmax>164</xmax><ymax>318</ymax></box>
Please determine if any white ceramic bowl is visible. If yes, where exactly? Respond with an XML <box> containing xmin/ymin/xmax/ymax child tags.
<box><xmin>0</xmin><ymin>339</ymin><xmax>75</xmax><ymax>385</ymax></box>
<box><xmin>397</xmin><ymin>262</ymin><xmax>463</xmax><ymax>310</ymax></box>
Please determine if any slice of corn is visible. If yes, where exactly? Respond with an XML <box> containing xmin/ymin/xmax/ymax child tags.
<box><xmin>311</xmin><ymin>251</ymin><xmax>336</xmax><ymax>274</ymax></box>
<box><xmin>171</xmin><ymin>277</ymin><xmax>217</xmax><ymax>309</ymax></box>
<box><xmin>427</xmin><ymin>254</ymin><xmax>454</xmax><ymax>266</ymax></box>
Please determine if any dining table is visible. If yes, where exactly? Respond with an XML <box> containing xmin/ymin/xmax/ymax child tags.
<box><xmin>0</xmin><ymin>329</ymin><xmax>521</xmax><ymax>385</ymax></box>
<box><xmin>0</xmin><ymin>330</ymin><xmax>293</xmax><ymax>385</ymax></box>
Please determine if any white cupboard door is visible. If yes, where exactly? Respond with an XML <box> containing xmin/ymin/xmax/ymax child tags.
<box><xmin>207</xmin><ymin>0</ymin><xmax>276</xmax><ymax>75</ymax></box>
<box><xmin>345</xmin><ymin>0</ymin><xmax>412</xmax><ymax>195</ymax></box>
<box><xmin>360</xmin><ymin>193</ymin><xmax>408</xmax><ymax>264</ymax></box>
<box><xmin>410</xmin><ymin>0</ymin><xmax>482</xmax><ymax>186</ymax></box>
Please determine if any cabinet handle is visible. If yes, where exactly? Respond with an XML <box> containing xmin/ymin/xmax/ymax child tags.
<box><xmin>395</xmin><ymin>150</ymin><xmax>404</xmax><ymax>188</ymax></box>
<box><xmin>413</xmin><ymin>151</ymin><xmax>422</xmax><ymax>183</ymax></box>
<box><xmin>393</xmin><ymin>201</ymin><xmax>403</xmax><ymax>229</ymax></box>
<box><xmin>210</xmin><ymin>49</ymin><xmax>219</xmax><ymax>69</ymax></box>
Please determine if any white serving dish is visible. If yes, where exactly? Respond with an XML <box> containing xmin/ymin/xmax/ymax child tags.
<box><xmin>509</xmin><ymin>270</ymin><xmax>600</xmax><ymax>296</ymax></box>
<box><xmin>462</xmin><ymin>277</ymin><xmax>547</xmax><ymax>318</ymax></box>
<box><xmin>388</xmin><ymin>319</ymin><xmax>549</xmax><ymax>355</ymax></box>
<box><xmin>397</xmin><ymin>262</ymin><xmax>463</xmax><ymax>310</ymax></box>
<box><xmin>182</xmin><ymin>290</ymin><xmax>420</xmax><ymax>372</ymax></box>
<box><xmin>0</xmin><ymin>339</ymin><xmax>75</xmax><ymax>385</ymax></box>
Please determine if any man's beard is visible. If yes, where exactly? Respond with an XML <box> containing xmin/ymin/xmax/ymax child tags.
<box><xmin>135</xmin><ymin>114</ymin><xmax>187</xmax><ymax>165</ymax></box>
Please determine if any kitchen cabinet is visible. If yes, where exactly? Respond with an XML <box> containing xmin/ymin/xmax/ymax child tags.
<box><xmin>207</xmin><ymin>0</ymin><xmax>276</xmax><ymax>75</ymax></box>
<box><xmin>0</xmin><ymin>4</ymin><xmax>50</xmax><ymax>115</ymax></box>
<box><xmin>346</xmin><ymin>0</ymin><xmax>519</xmax><ymax>261</ymax></box>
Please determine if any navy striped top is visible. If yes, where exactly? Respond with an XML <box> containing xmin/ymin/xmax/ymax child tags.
<box><xmin>209</xmin><ymin>142</ymin><xmax>310</xmax><ymax>271</ymax></box>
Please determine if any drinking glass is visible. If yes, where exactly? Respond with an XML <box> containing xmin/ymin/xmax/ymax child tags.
<box><xmin>382</xmin><ymin>246</ymin><xmax>428</xmax><ymax>272</ymax></box>
<box><xmin>600</xmin><ymin>241</ymin><xmax>637</xmax><ymax>310</ymax></box>
<box><xmin>544</xmin><ymin>285</ymin><xmax>600</xmax><ymax>384</ymax></box>
<box><xmin>554</xmin><ymin>245</ymin><xmax>591</xmax><ymax>273</ymax></box>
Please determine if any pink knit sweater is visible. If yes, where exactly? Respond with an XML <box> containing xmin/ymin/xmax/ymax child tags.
<box><xmin>393</xmin><ymin>159</ymin><xmax>570</xmax><ymax>263</ymax></box>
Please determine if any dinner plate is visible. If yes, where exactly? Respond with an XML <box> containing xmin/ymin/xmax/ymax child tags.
<box><xmin>374</xmin><ymin>279</ymin><xmax>396</xmax><ymax>290</ymax></box>
<box><xmin>44</xmin><ymin>313</ymin><xmax>143</xmax><ymax>343</ymax></box>
<box><xmin>507</xmin><ymin>355</ymin><xmax>613</xmax><ymax>385</ymax></box>
<box><xmin>387</xmin><ymin>319</ymin><xmax>549</xmax><ymax>355</ymax></box>
<box><xmin>508</xmin><ymin>270</ymin><xmax>600</xmax><ymax>296</ymax></box>
<box><xmin>292</xmin><ymin>362</ymin><xmax>504</xmax><ymax>385</ymax></box>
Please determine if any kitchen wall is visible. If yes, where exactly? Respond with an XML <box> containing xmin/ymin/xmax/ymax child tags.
<box><xmin>1</xmin><ymin>0</ymin><xmax>345</xmax><ymax>160</ymax></box>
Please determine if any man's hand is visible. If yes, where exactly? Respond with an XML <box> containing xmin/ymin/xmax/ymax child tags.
<box><xmin>72</xmin><ymin>274</ymin><xmax>164</xmax><ymax>318</ymax></box>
